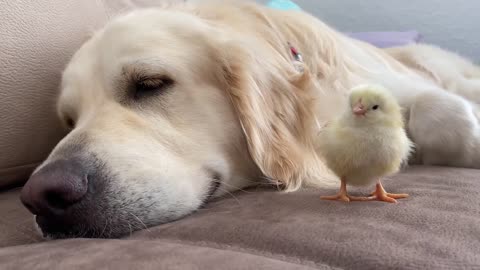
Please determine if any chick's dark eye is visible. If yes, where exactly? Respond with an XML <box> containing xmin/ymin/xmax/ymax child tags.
<box><xmin>133</xmin><ymin>76</ymin><xmax>174</xmax><ymax>100</ymax></box>
<box><xmin>372</xmin><ymin>105</ymin><xmax>379</xmax><ymax>110</ymax></box>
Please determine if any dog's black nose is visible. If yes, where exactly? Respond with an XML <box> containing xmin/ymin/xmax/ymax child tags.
<box><xmin>20</xmin><ymin>159</ymin><xmax>88</xmax><ymax>216</ymax></box>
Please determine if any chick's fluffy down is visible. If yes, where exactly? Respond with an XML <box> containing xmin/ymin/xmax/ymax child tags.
<box><xmin>319</xmin><ymin>86</ymin><xmax>414</xmax><ymax>186</ymax></box>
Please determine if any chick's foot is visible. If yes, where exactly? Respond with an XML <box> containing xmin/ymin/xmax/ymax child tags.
<box><xmin>320</xmin><ymin>178</ymin><xmax>369</xmax><ymax>202</ymax></box>
<box><xmin>368</xmin><ymin>182</ymin><xmax>409</xmax><ymax>203</ymax></box>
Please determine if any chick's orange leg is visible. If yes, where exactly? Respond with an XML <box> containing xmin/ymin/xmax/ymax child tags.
<box><xmin>320</xmin><ymin>178</ymin><xmax>351</xmax><ymax>202</ymax></box>
<box><xmin>368</xmin><ymin>181</ymin><xmax>409</xmax><ymax>203</ymax></box>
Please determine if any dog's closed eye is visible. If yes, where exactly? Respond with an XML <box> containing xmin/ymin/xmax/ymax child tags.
<box><xmin>58</xmin><ymin>109</ymin><xmax>76</xmax><ymax>130</ymax></box>
<box><xmin>132</xmin><ymin>76</ymin><xmax>175</xmax><ymax>100</ymax></box>
<box><xmin>65</xmin><ymin>117</ymin><xmax>75</xmax><ymax>129</ymax></box>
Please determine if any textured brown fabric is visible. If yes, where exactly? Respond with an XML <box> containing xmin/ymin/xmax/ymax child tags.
<box><xmin>0</xmin><ymin>240</ymin><xmax>320</xmax><ymax>270</ymax></box>
<box><xmin>0</xmin><ymin>0</ymin><xmax>180</xmax><ymax>188</ymax></box>
<box><xmin>0</xmin><ymin>188</ymin><xmax>43</xmax><ymax>248</ymax></box>
<box><xmin>1</xmin><ymin>167</ymin><xmax>479</xmax><ymax>269</ymax></box>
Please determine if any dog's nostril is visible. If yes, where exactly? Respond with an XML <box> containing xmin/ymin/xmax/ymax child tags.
<box><xmin>45</xmin><ymin>191</ymin><xmax>71</xmax><ymax>210</ymax></box>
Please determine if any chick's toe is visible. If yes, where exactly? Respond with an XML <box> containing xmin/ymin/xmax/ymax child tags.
<box><xmin>321</xmin><ymin>193</ymin><xmax>351</xmax><ymax>202</ymax></box>
<box><xmin>368</xmin><ymin>182</ymin><xmax>409</xmax><ymax>203</ymax></box>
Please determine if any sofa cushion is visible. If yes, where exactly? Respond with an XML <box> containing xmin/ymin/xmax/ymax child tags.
<box><xmin>1</xmin><ymin>166</ymin><xmax>479</xmax><ymax>269</ymax></box>
<box><xmin>0</xmin><ymin>0</ymin><xmax>179</xmax><ymax>189</ymax></box>
<box><xmin>0</xmin><ymin>188</ymin><xmax>43</xmax><ymax>247</ymax></box>
<box><xmin>0</xmin><ymin>239</ymin><xmax>320</xmax><ymax>270</ymax></box>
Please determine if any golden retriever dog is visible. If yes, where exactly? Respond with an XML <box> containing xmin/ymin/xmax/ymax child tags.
<box><xmin>20</xmin><ymin>0</ymin><xmax>480</xmax><ymax>239</ymax></box>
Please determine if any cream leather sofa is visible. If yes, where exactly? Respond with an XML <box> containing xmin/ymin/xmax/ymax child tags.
<box><xmin>1</xmin><ymin>1</ymin><xmax>479</xmax><ymax>269</ymax></box>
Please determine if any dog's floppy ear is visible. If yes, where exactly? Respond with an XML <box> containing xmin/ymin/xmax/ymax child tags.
<box><xmin>219</xmin><ymin>42</ymin><xmax>319</xmax><ymax>191</ymax></box>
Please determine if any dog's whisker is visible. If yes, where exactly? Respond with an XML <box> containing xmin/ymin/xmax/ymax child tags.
<box><xmin>128</xmin><ymin>221</ymin><xmax>133</xmax><ymax>237</ymax></box>
<box><xmin>79</xmin><ymin>225</ymin><xmax>88</xmax><ymax>238</ymax></box>
<box><xmin>129</xmin><ymin>212</ymin><xmax>150</xmax><ymax>233</ymax></box>
<box><xmin>217</xmin><ymin>187</ymin><xmax>242</xmax><ymax>206</ymax></box>
<box><xmin>214</xmin><ymin>180</ymin><xmax>253</xmax><ymax>194</ymax></box>
<box><xmin>100</xmin><ymin>217</ymin><xmax>109</xmax><ymax>238</ymax></box>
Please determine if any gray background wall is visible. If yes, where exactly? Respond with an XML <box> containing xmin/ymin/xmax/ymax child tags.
<box><xmin>258</xmin><ymin>0</ymin><xmax>479</xmax><ymax>61</ymax></box>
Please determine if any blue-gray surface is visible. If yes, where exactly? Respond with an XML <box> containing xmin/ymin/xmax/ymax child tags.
<box><xmin>259</xmin><ymin>0</ymin><xmax>479</xmax><ymax>62</ymax></box>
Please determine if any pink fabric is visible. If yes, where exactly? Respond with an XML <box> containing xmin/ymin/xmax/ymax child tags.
<box><xmin>347</xmin><ymin>31</ymin><xmax>422</xmax><ymax>48</ymax></box>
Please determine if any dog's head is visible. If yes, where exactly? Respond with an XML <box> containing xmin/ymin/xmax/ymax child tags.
<box><xmin>20</xmin><ymin>4</ymin><xmax>320</xmax><ymax>239</ymax></box>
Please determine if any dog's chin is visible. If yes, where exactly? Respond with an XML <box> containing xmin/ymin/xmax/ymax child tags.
<box><xmin>33</xmin><ymin>215</ymin><xmax>88</xmax><ymax>240</ymax></box>
<box><xmin>32</xmin><ymin>202</ymin><xmax>209</xmax><ymax>240</ymax></box>
<box><xmin>33</xmin><ymin>213</ymin><xmax>185</xmax><ymax>240</ymax></box>
<box><xmin>33</xmin><ymin>214</ymin><xmax>140</xmax><ymax>240</ymax></box>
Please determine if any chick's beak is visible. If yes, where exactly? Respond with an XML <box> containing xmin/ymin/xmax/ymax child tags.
<box><xmin>352</xmin><ymin>103</ymin><xmax>367</xmax><ymax>116</ymax></box>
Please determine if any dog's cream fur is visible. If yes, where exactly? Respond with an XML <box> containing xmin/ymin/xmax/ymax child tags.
<box><xmin>36</xmin><ymin>1</ymin><xmax>480</xmax><ymax>236</ymax></box>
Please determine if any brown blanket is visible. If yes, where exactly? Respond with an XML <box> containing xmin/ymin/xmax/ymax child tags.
<box><xmin>1</xmin><ymin>166</ymin><xmax>479</xmax><ymax>269</ymax></box>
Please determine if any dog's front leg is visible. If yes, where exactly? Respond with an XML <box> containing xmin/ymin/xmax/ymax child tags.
<box><xmin>445</xmin><ymin>78</ymin><xmax>480</xmax><ymax>106</ymax></box>
<box><xmin>407</xmin><ymin>90</ymin><xmax>480</xmax><ymax>169</ymax></box>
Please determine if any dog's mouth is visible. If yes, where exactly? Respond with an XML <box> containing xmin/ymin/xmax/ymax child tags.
<box><xmin>206</xmin><ymin>170</ymin><xmax>222</xmax><ymax>200</ymax></box>
<box><xmin>35</xmin><ymin>215</ymin><xmax>99</xmax><ymax>239</ymax></box>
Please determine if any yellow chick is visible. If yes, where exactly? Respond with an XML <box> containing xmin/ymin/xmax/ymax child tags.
<box><xmin>319</xmin><ymin>84</ymin><xmax>414</xmax><ymax>203</ymax></box>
